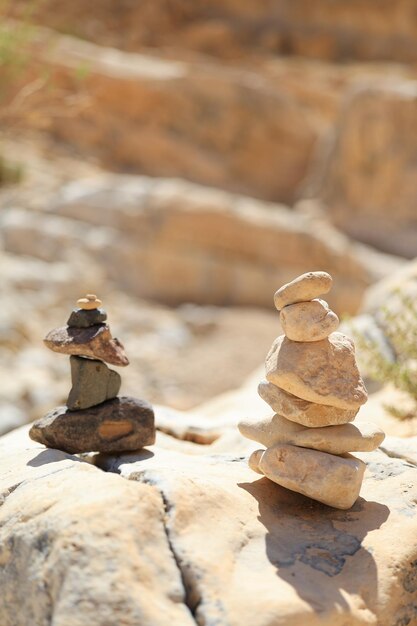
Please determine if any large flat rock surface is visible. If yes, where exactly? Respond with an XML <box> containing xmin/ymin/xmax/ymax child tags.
<box><xmin>0</xmin><ymin>424</ymin><xmax>416</xmax><ymax>626</ymax></box>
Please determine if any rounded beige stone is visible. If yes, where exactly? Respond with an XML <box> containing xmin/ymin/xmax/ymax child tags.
<box><xmin>265</xmin><ymin>332</ymin><xmax>368</xmax><ymax>409</ymax></box>
<box><xmin>258</xmin><ymin>381</ymin><xmax>357</xmax><ymax>426</ymax></box>
<box><xmin>248</xmin><ymin>449</ymin><xmax>264</xmax><ymax>474</ymax></box>
<box><xmin>255</xmin><ymin>444</ymin><xmax>366</xmax><ymax>509</ymax></box>
<box><xmin>77</xmin><ymin>294</ymin><xmax>103</xmax><ymax>310</ymax></box>
<box><xmin>280</xmin><ymin>299</ymin><xmax>339</xmax><ymax>342</ymax></box>
<box><xmin>239</xmin><ymin>413</ymin><xmax>385</xmax><ymax>454</ymax></box>
<box><xmin>274</xmin><ymin>271</ymin><xmax>332</xmax><ymax>311</ymax></box>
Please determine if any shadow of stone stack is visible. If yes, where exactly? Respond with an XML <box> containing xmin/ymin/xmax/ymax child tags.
<box><xmin>29</xmin><ymin>294</ymin><xmax>155</xmax><ymax>454</ymax></box>
<box><xmin>239</xmin><ymin>272</ymin><xmax>385</xmax><ymax>510</ymax></box>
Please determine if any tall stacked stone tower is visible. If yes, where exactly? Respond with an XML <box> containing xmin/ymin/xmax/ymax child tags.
<box><xmin>239</xmin><ymin>272</ymin><xmax>385</xmax><ymax>509</ymax></box>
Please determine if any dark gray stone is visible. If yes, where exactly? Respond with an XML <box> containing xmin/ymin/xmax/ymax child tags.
<box><xmin>67</xmin><ymin>356</ymin><xmax>121</xmax><ymax>411</ymax></box>
<box><xmin>29</xmin><ymin>396</ymin><xmax>155</xmax><ymax>453</ymax></box>
<box><xmin>67</xmin><ymin>308</ymin><xmax>107</xmax><ymax>328</ymax></box>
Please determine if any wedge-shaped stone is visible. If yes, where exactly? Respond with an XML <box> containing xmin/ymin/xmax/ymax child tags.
<box><xmin>44</xmin><ymin>324</ymin><xmax>129</xmax><ymax>367</ymax></box>
<box><xmin>239</xmin><ymin>413</ymin><xmax>385</xmax><ymax>454</ymax></box>
<box><xmin>67</xmin><ymin>356</ymin><xmax>121</xmax><ymax>410</ymax></box>
<box><xmin>250</xmin><ymin>444</ymin><xmax>365</xmax><ymax>509</ymax></box>
<box><xmin>266</xmin><ymin>332</ymin><xmax>368</xmax><ymax>409</ymax></box>
<box><xmin>274</xmin><ymin>271</ymin><xmax>332</xmax><ymax>311</ymax></box>
<box><xmin>258</xmin><ymin>381</ymin><xmax>357</xmax><ymax>426</ymax></box>
<box><xmin>29</xmin><ymin>396</ymin><xmax>155</xmax><ymax>453</ymax></box>
<box><xmin>280</xmin><ymin>298</ymin><xmax>339</xmax><ymax>342</ymax></box>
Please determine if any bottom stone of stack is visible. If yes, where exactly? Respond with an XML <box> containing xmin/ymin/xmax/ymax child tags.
<box><xmin>29</xmin><ymin>396</ymin><xmax>155</xmax><ymax>454</ymax></box>
<box><xmin>249</xmin><ymin>444</ymin><xmax>365</xmax><ymax>510</ymax></box>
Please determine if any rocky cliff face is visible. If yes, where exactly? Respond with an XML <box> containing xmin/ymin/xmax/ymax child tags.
<box><xmin>314</xmin><ymin>83</ymin><xmax>417</xmax><ymax>258</ymax></box>
<box><xmin>4</xmin><ymin>20</ymin><xmax>415</xmax><ymax>259</ymax></box>
<box><xmin>14</xmin><ymin>0</ymin><xmax>417</xmax><ymax>63</ymax></box>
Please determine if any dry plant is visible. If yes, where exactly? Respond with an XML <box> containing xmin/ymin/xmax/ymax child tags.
<box><xmin>349</xmin><ymin>289</ymin><xmax>417</xmax><ymax>419</ymax></box>
<box><xmin>0</xmin><ymin>0</ymin><xmax>90</xmax><ymax>183</ymax></box>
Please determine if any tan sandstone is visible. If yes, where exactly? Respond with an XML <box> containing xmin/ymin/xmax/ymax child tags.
<box><xmin>251</xmin><ymin>444</ymin><xmax>366</xmax><ymax>509</ymax></box>
<box><xmin>280</xmin><ymin>298</ymin><xmax>339</xmax><ymax>342</ymax></box>
<box><xmin>258</xmin><ymin>381</ymin><xmax>358</xmax><ymax>426</ymax></box>
<box><xmin>1</xmin><ymin>425</ymin><xmax>417</xmax><ymax>625</ymax></box>
<box><xmin>239</xmin><ymin>413</ymin><xmax>385</xmax><ymax>455</ymax></box>
<box><xmin>266</xmin><ymin>332</ymin><xmax>368</xmax><ymax>409</ymax></box>
<box><xmin>274</xmin><ymin>271</ymin><xmax>332</xmax><ymax>311</ymax></box>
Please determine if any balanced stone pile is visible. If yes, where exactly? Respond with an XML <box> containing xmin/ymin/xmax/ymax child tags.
<box><xmin>30</xmin><ymin>294</ymin><xmax>155</xmax><ymax>454</ymax></box>
<box><xmin>238</xmin><ymin>272</ymin><xmax>385</xmax><ymax>509</ymax></box>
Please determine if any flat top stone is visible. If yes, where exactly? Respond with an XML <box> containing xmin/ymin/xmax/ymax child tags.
<box><xmin>274</xmin><ymin>271</ymin><xmax>333</xmax><ymax>311</ymax></box>
<box><xmin>266</xmin><ymin>332</ymin><xmax>368</xmax><ymax>409</ymax></box>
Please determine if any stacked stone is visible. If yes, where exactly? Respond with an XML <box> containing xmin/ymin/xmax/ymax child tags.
<box><xmin>30</xmin><ymin>294</ymin><xmax>155</xmax><ymax>454</ymax></box>
<box><xmin>238</xmin><ymin>272</ymin><xmax>385</xmax><ymax>510</ymax></box>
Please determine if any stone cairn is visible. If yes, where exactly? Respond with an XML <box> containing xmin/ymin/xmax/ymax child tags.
<box><xmin>30</xmin><ymin>294</ymin><xmax>155</xmax><ymax>454</ymax></box>
<box><xmin>238</xmin><ymin>272</ymin><xmax>385</xmax><ymax>509</ymax></box>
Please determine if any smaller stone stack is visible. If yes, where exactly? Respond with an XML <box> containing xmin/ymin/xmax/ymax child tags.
<box><xmin>30</xmin><ymin>294</ymin><xmax>155</xmax><ymax>454</ymax></box>
<box><xmin>238</xmin><ymin>272</ymin><xmax>385</xmax><ymax>509</ymax></box>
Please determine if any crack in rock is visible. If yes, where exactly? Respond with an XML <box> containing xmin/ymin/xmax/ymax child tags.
<box><xmin>135</xmin><ymin>473</ymin><xmax>202</xmax><ymax>625</ymax></box>
<box><xmin>95</xmin><ymin>458</ymin><xmax>202</xmax><ymax>624</ymax></box>
<box><xmin>0</xmin><ymin>482</ymin><xmax>23</xmax><ymax>507</ymax></box>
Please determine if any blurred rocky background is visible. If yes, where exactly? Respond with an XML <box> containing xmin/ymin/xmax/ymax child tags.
<box><xmin>1</xmin><ymin>0</ymin><xmax>417</xmax><ymax>435</ymax></box>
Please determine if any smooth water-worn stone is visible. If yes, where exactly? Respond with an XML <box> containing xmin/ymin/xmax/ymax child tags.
<box><xmin>248</xmin><ymin>448</ymin><xmax>264</xmax><ymax>474</ymax></box>
<box><xmin>274</xmin><ymin>271</ymin><xmax>332</xmax><ymax>311</ymax></box>
<box><xmin>44</xmin><ymin>324</ymin><xmax>129</xmax><ymax>367</ymax></box>
<box><xmin>239</xmin><ymin>413</ymin><xmax>385</xmax><ymax>454</ymax></box>
<box><xmin>29</xmin><ymin>396</ymin><xmax>155</xmax><ymax>453</ymax></box>
<box><xmin>266</xmin><ymin>332</ymin><xmax>368</xmax><ymax>409</ymax></box>
<box><xmin>251</xmin><ymin>444</ymin><xmax>366</xmax><ymax>509</ymax></box>
<box><xmin>258</xmin><ymin>381</ymin><xmax>358</xmax><ymax>426</ymax></box>
<box><xmin>280</xmin><ymin>298</ymin><xmax>339</xmax><ymax>342</ymax></box>
<box><xmin>67</xmin><ymin>307</ymin><xmax>107</xmax><ymax>328</ymax></box>
<box><xmin>67</xmin><ymin>356</ymin><xmax>121</xmax><ymax>410</ymax></box>
<box><xmin>77</xmin><ymin>294</ymin><xmax>102</xmax><ymax>310</ymax></box>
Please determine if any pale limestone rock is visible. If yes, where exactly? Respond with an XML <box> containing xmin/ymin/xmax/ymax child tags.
<box><xmin>0</xmin><ymin>433</ymin><xmax>196</xmax><ymax>626</ymax></box>
<box><xmin>252</xmin><ymin>444</ymin><xmax>366</xmax><ymax>509</ymax></box>
<box><xmin>239</xmin><ymin>413</ymin><xmax>385</xmax><ymax>454</ymax></box>
<box><xmin>266</xmin><ymin>332</ymin><xmax>368</xmax><ymax>409</ymax></box>
<box><xmin>1</xmin><ymin>426</ymin><xmax>417</xmax><ymax>625</ymax></box>
<box><xmin>280</xmin><ymin>298</ymin><xmax>339</xmax><ymax>342</ymax></box>
<box><xmin>274</xmin><ymin>271</ymin><xmax>332</xmax><ymax>311</ymax></box>
<box><xmin>258</xmin><ymin>380</ymin><xmax>357</xmax><ymax>426</ymax></box>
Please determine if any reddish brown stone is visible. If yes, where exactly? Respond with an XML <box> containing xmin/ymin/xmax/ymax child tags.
<box><xmin>44</xmin><ymin>324</ymin><xmax>129</xmax><ymax>367</ymax></box>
